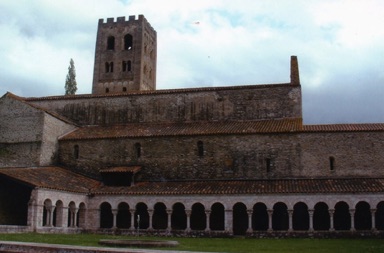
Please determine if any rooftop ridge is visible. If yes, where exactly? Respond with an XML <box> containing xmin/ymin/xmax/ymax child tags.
<box><xmin>24</xmin><ymin>83</ymin><xmax>293</xmax><ymax>101</ymax></box>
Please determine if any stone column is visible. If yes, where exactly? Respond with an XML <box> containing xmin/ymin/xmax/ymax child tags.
<box><xmin>308</xmin><ymin>209</ymin><xmax>314</xmax><ymax>232</ymax></box>
<box><xmin>205</xmin><ymin>210</ymin><xmax>211</xmax><ymax>232</ymax></box>
<box><xmin>224</xmin><ymin>209</ymin><xmax>233</xmax><ymax>234</ymax></box>
<box><xmin>148</xmin><ymin>209</ymin><xmax>154</xmax><ymax>230</ymax></box>
<box><xmin>247</xmin><ymin>209</ymin><xmax>253</xmax><ymax>233</ymax></box>
<box><xmin>186</xmin><ymin>210</ymin><xmax>192</xmax><ymax>232</ymax></box>
<box><xmin>288</xmin><ymin>209</ymin><xmax>293</xmax><ymax>232</ymax></box>
<box><xmin>112</xmin><ymin>209</ymin><xmax>118</xmax><ymax>229</ymax></box>
<box><xmin>371</xmin><ymin>209</ymin><xmax>377</xmax><ymax>231</ymax></box>
<box><xmin>267</xmin><ymin>209</ymin><xmax>273</xmax><ymax>232</ymax></box>
<box><xmin>329</xmin><ymin>209</ymin><xmax>335</xmax><ymax>231</ymax></box>
<box><xmin>350</xmin><ymin>209</ymin><xmax>355</xmax><ymax>231</ymax></box>
<box><xmin>166</xmin><ymin>209</ymin><xmax>172</xmax><ymax>232</ymax></box>
<box><xmin>129</xmin><ymin>209</ymin><xmax>135</xmax><ymax>230</ymax></box>
<box><xmin>74</xmin><ymin>208</ymin><xmax>79</xmax><ymax>227</ymax></box>
<box><xmin>48</xmin><ymin>205</ymin><xmax>55</xmax><ymax>227</ymax></box>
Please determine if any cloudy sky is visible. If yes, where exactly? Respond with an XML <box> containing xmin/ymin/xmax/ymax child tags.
<box><xmin>0</xmin><ymin>0</ymin><xmax>383</xmax><ymax>124</ymax></box>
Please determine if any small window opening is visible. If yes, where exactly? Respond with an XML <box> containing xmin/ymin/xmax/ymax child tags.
<box><xmin>122</xmin><ymin>61</ymin><xmax>132</xmax><ymax>72</ymax></box>
<box><xmin>74</xmin><ymin>145</ymin><xmax>79</xmax><ymax>159</ymax></box>
<box><xmin>107</xmin><ymin>36</ymin><xmax>115</xmax><ymax>50</ymax></box>
<box><xmin>105</xmin><ymin>62</ymin><xmax>114</xmax><ymax>73</ymax></box>
<box><xmin>124</xmin><ymin>34</ymin><xmax>133</xmax><ymax>50</ymax></box>
<box><xmin>122</xmin><ymin>87</ymin><xmax>127</xmax><ymax>92</ymax></box>
<box><xmin>329</xmin><ymin>156</ymin><xmax>335</xmax><ymax>171</ymax></box>
<box><xmin>135</xmin><ymin>143</ymin><xmax>141</xmax><ymax>158</ymax></box>
<box><xmin>122</xmin><ymin>61</ymin><xmax>127</xmax><ymax>72</ymax></box>
<box><xmin>105</xmin><ymin>88</ymin><xmax>109</xmax><ymax>93</ymax></box>
<box><xmin>266</xmin><ymin>158</ymin><xmax>272</xmax><ymax>173</ymax></box>
<box><xmin>197</xmin><ymin>141</ymin><xmax>204</xmax><ymax>157</ymax></box>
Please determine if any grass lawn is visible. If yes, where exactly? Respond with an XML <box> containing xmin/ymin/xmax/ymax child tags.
<box><xmin>0</xmin><ymin>233</ymin><xmax>383</xmax><ymax>252</ymax></box>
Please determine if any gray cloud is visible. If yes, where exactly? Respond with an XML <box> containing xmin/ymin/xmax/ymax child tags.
<box><xmin>0</xmin><ymin>0</ymin><xmax>383</xmax><ymax>124</ymax></box>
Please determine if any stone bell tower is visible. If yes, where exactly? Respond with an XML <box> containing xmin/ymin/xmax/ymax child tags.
<box><xmin>92</xmin><ymin>15</ymin><xmax>157</xmax><ymax>95</ymax></box>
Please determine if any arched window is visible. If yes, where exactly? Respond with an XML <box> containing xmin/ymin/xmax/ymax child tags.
<box><xmin>124</xmin><ymin>34</ymin><xmax>133</xmax><ymax>50</ymax></box>
<box><xmin>74</xmin><ymin>145</ymin><xmax>79</xmax><ymax>159</ymax></box>
<box><xmin>135</xmin><ymin>143</ymin><xmax>141</xmax><ymax>158</ymax></box>
<box><xmin>197</xmin><ymin>141</ymin><xmax>204</xmax><ymax>157</ymax></box>
<box><xmin>122</xmin><ymin>61</ymin><xmax>132</xmax><ymax>72</ymax></box>
<box><xmin>105</xmin><ymin>62</ymin><xmax>114</xmax><ymax>73</ymax></box>
<box><xmin>107</xmin><ymin>36</ymin><xmax>115</xmax><ymax>50</ymax></box>
<box><xmin>329</xmin><ymin>156</ymin><xmax>335</xmax><ymax>171</ymax></box>
<box><xmin>266</xmin><ymin>158</ymin><xmax>272</xmax><ymax>172</ymax></box>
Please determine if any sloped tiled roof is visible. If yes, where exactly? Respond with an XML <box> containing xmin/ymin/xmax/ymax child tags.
<box><xmin>0</xmin><ymin>167</ymin><xmax>101</xmax><ymax>193</ymax></box>
<box><xmin>1</xmin><ymin>167</ymin><xmax>383</xmax><ymax>195</ymax></box>
<box><xmin>60</xmin><ymin>118</ymin><xmax>384</xmax><ymax>141</ymax></box>
<box><xmin>303</xmin><ymin>123</ymin><xmax>384</xmax><ymax>132</ymax></box>
<box><xmin>92</xmin><ymin>178</ymin><xmax>384</xmax><ymax>195</ymax></box>
<box><xmin>100</xmin><ymin>166</ymin><xmax>141</xmax><ymax>173</ymax></box>
<box><xmin>60</xmin><ymin>118</ymin><xmax>303</xmax><ymax>140</ymax></box>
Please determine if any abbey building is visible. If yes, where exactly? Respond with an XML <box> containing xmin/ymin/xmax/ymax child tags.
<box><xmin>1</xmin><ymin>15</ymin><xmax>384</xmax><ymax>237</ymax></box>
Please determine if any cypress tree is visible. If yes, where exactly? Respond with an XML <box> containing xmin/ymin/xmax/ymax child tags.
<box><xmin>65</xmin><ymin>58</ymin><xmax>77</xmax><ymax>95</ymax></box>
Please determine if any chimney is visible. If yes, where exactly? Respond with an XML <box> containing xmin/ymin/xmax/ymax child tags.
<box><xmin>290</xmin><ymin>56</ymin><xmax>300</xmax><ymax>85</ymax></box>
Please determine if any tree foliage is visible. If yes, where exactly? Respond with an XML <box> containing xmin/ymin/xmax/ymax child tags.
<box><xmin>65</xmin><ymin>58</ymin><xmax>77</xmax><ymax>95</ymax></box>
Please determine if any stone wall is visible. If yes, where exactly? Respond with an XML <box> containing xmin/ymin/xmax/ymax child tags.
<box><xmin>58</xmin><ymin>133</ymin><xmax>301</xmax><ymax>180</ymax></box>
<box><xmin>0</xmin><ymin>95</ymin><xmax>44</xmax><ymax>143</ymax></box>
<box><xmin>59</xmin><ymin>130</ymin><xmax>384</xmax><ymax>180</ymax></box>
<box><xmin>28</xmin><ymin>84</ymin><xmax>301</xmax><ymax>126</ymax></box>
<box><xmin>298</xmin><ymin>131</ymin><xmax>384</xmax><ymax>177</ymax></box>
<box><xmin>0</xmin><ymin>95</ymin><xmax>76</xmax><ymax>167</ymax></box>
<box><xmin>0</xmin><ymin>95</ymin><xmax>44</xmax><ymax>167</ymax></box>
<box><xmin>40</xmin><ymin>113</ymin><xmax>76</xmax><ymax>166</ymax></box>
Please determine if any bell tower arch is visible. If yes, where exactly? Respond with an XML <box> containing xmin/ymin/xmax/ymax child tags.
<box><xmin>92</xmin><ymin>15</ymin><xmax>157</xmax><ymax>95</ymax></box>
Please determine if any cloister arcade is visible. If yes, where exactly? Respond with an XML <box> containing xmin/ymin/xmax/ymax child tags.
<box><xmin>39</xmin><ymin>194</ymin><xmax>384</xmax><ymax>235</ymax></box>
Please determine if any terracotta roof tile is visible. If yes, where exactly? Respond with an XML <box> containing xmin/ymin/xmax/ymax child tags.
<box><xmin>92</xmin><ymin>178</ymin><xmax>384</xmax><ymax>195</ymax></box>
<box><xmin>60</xmin><ymin>118</ymin><xmax>303</xmax><ymax>140</ymax></box>
<box><xmin>303</xmin><ymin>123</ymin><xmax>384</xmax><ymax>132</ymax></box>
<box><xmin>100</xmin><ymin>166</ymin><xmax>141</xmax><ymax>173</ymax></box>
<box><xmin>0</xmin><ymin>167</ymin><xmax>101</xmax><ymax>193</ymax></box>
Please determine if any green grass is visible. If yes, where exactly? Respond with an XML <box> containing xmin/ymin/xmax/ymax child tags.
<box><xmin>0</xmin><ymin>233</ymin><xmax>383</xmax><ymax>252</ymax></box>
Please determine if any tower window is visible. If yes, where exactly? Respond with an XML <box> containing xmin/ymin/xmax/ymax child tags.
<box><xmin>105</xmin><ymin>62</ymin><xmax>114</xmax><ymax>73</ymax></box>
<box><xmin>329</xmin><ymin>156</ymin><xmax>335</xmax><ymax>171</ymax></box>
<box><xmin>135</xmin><ymin>143</ymin><xmax>141</xmax><ymax>158</ymax></box>
<box><xmin>74</xmin><ymin>145</ymin><xmax>79</xmax><ymax>159</ymax></box>
<box><xmin>107</xmin><ymin>36</ymin><xmax>115</xmax><ymax>50</ymax></box>
<box><xmin>124</xmin><ymin>34</ymin><xmax>133</xmax><ymax>50</ymax></box>
<box><xmin>122</xmin><ymin>61</ymin><xmax>132</xmax><ymax>72</ymax></box>
<box><xmin>197</xmin><ymin>141</ymin><xmax>204</xmax><ymax>157</ymax></box>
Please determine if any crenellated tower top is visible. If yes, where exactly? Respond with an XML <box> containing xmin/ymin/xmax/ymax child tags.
<box><xmin>92</xmin><ymin>15</ymin><xmax>157</xmax><ymax>95</ymax></box>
